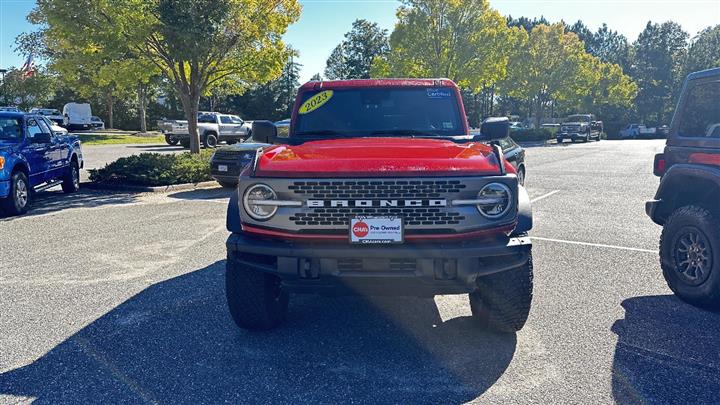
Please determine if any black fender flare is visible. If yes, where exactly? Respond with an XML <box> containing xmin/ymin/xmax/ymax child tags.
<box><xmin>650</xmin><ymin>164</ymin><xmax>720</xmax><ymax>224</ymax></box>
<box><xmin>227</xmin><ymin>190</ymin><xmax>243</xmax><ymax>233</ymax></box>
<box><xmin>514</xmin><ymin>185</ymin><xmax>533</xmax><ymax>235</ymax></box>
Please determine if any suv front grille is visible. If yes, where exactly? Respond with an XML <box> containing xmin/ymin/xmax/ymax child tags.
<box><xmin>290</xmin><ymin>208</ymin><xmax>464</xmax><ymax>226</ymax></box>
<box><xmin>288</xmin><ymin>180</ymin><xmax>465</xmax><ymax>199</ymax></box>
<box><xmin>337</xmin><ymin>258</ymin><xmax>417</xmax><ymax>272</ymax></box>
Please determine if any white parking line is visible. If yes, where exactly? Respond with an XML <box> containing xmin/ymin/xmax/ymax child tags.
<box><xmin>531</xmin><ymin>236</ymin><xmax>656</xmax><ymax>254</ymax></box>
<box><xmin>531</xmin><ymin>190</ymin><xmax>560</xmax><ymax>203</ymax></box>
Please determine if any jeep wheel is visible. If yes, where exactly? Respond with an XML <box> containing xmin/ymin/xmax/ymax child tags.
<box><xmin>61</xmin><ymin>160</ymin><xmax>80</xmax><ymax>194</ymax></box>
<box><xmin>179</xmin><ymin>139</ymin><xmax>190</xmax><ymax>149</ymax></box>
<box><xmin>203</xmin><ymin>133</ymin><xmax>218</xmax><ymax>149</ymax></box>
<box><xmin>218</xmin><ymin>180</ymin><xmax>237</xmax><ymax>189</ymax></box>
<box><xmin>660</xmin><ymin>205</ymin><xmax>720</xmax><ymax>310</ymax></box>
<box><xmin>516</xmin><ymin>166</ymin><xmax>526</xmax><ymax>186</ymax></box>
<box><xmin>226</xmin><ymin>256</ymin><xmax>289</xmax><ymax>330</ymax></box>
<box><xmin>2</xmin><ymin>171</ymin><xmax>31</xmax><ymax>216</ymax></box>
<box><xmin>165</xmin><ymin>134</ymin><xmax>179</xmax><ymax>146</ymax></box>
<box><xmin>470</xmin><ymin>253</ymin><xmax>534</xmax><ymax>332</ymax></box>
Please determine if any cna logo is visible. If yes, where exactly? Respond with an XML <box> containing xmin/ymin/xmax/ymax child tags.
<box><xmin>352</xmin><ymin>221</ymin><xmax>369</xmax><ymax>238</ymax></box>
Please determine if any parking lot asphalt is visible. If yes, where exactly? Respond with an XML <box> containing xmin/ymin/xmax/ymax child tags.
<box><xmin>1</xmin><ymin>139</ymin><xmax>718</xmax><ymax>404</ymax></box>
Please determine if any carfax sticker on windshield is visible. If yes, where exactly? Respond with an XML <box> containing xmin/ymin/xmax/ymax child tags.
<box><xmin>299</xmin><ymin>90</ymin><xmax>334</xmax><ymax>114</ymax></box>
<box><xmin>426</xmin><ymin>88</ymin><xmax>452</xmax><ymax>98</ymax></box>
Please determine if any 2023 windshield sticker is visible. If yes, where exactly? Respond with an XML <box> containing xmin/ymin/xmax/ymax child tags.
<box><xmin>298</xmin><ymin>90</ymin><xmax>334</xmax><ymax>114</ymax></box>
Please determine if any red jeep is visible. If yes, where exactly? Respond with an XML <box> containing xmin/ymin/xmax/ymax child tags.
<box><xmin>225</xmin><ymin>79</ymin><xmax>534</xmax><ymax>331</ymax></box>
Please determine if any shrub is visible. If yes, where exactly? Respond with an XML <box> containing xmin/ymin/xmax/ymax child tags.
<box><xmin>89</xmin><ymin>150</ymin><xmax>214</xmax><ymax>186</ymax></box>
<box><xmin>510</xmin><ymin>129</ymin><xmax>555</xmax><ymax>142</ymax></box>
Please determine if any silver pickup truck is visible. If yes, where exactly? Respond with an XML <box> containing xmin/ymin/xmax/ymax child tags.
<box><xmin>158</xmin><ymin>112</ymin><xmax>252</xmax><ymax>148</ymax></box>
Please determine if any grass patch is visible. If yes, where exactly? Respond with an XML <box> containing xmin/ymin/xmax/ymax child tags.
<box><xmin>89</xmin><ymin>150</ymin><xmax>214</xmax><ymax>186</ymax></box>
<box><xmin>78</xmin><ymin>134</ymin><xmax>166</xmax><ymax>145</ymax></box>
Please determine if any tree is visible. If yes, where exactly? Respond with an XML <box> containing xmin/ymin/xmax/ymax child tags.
<box><xmin>685</xmin><ymin>25</ymin><xmax>720</xmax><ymax>74</ymax></box>
<box><xmin>28</xmin><ymin>0</ymin><xmax>300</xmax><ymax>152</ymax></box>
<box><xmin>502</xmin><ymin>24</ymin><xmax>590</xmax><ymax>127</ymax></box>
<box><xmin>309</xmin><ymin>73</ymin><xmax>322</xmax><ymax>81</ymax></box>
<box><xmin>372</xmin><ymin>0</ymin><xmax>525</xmax><ymax>122</ymax></box>
<box><xmin>0</xmin><ymin>67</ymin><xmax>58</xmax><ymax>110</ymax></box>
<box><xmin>324</xmin><ymin>19</ymin><xmax>389</xmax><ymax>80</ymax></box>
<box><xmin>631</xmin><ymin>21</ymin><xmax>689</xmax><ymax>125</ymax></box>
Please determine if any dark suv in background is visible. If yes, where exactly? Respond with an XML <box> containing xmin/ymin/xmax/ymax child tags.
<box><xmin>646</xmin><ymin>67</ymin><xmax>720</xmax><ymax>310</ymax></box>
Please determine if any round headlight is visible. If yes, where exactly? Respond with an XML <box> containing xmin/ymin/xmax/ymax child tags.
<box><xmin>243</xmin><ymin>184</ymin><xmax>277</xmax><ymax>220</ymax></box>
<box><xmin>477</xmin><ymin>183</ymin><xmax>512</xmax><ymax>218</ymax></box>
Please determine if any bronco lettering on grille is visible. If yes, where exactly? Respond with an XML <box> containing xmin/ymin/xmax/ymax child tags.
<box><xmin>307</xmin><ymin>199</ymin><xmax>447</xmax><ymax>208</ymax></box>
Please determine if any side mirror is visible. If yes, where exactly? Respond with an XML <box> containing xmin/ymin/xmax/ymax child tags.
<box><xmin>252</xmin><ymin>120</ymin><xmax>277</xmax><ymax>144</ymax></box>
<box><xmin>32</xmin><ymin>132</ymin><xmax>52</xmax><ymax>144</ymax></box>
<box><xmin>477</xmin><ymin>117</ymin><xmax>510</xmax><ymax>141</ymax></box>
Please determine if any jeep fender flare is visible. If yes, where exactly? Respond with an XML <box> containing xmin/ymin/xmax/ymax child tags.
<box><xmin>514</xmin><ymin>185</ymin><xmax>533</xmax><ymax>235</ymax></box>
<box><xmin>227</xmin><ymin>190</ymin><xmax>243</xmax><ymax>233</ymax></box>
<box><xmin>650</xmin><ymin>164</ymin><xmax>720</xmax><ymax>224</ymax></box>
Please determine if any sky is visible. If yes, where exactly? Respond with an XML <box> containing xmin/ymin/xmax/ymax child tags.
<box><xmin>1</xmin><ymin>0</ymin><xmax>719</xmax><ymax>82</ymax></box>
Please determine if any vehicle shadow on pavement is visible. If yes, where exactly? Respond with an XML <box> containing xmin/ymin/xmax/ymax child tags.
<box><xmin>611</xmin><ymin>295</ymin><xmax>720</xmax><ymax>404</ymax></box>
<box><xmin>167</xmin><ymin>187</ymin><xmax>234</xmax><ymax>201</ymax></box>
<box><xmin>0</xmin><ymin>261</ymin><xmax>516</xmax><ymax>404</ymax></box>
<box><xmin>0</xmin><ymin>189</ymin><xmax>139</xmax><ymax>220</ymax></box>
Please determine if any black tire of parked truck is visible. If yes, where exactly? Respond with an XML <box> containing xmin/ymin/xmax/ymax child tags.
<box><xmin>226</xmin><ymin>256</ymin><xmax>289</xmax><ymax>330</ymax></box>
<box><xmin>660</xmin><ymin>205</ymin><xmax>720</xmax><ymax>311</ymax></box>
<box><xmin>203</xmin><ymin>133</ymin><xmax>218</xmax><ymax>149</ymax></box>
<box><xmin>180</xmin><ymin>139</ymin><xmax>190</xmax><ymax>149</ymax></box>
<box><xmin>61</xmin><ymin>159</ymin><xmax>80</xmax><ymax>194</ymax></box>
<box><xmin>165</xmin><ymin>134</ymin><xmax>179</xmax><ymax>146</ymax></box>
<box><xmin>470</xmin><ymin>253</ymin><xmax>534</xmax><ymax>332</ymax></box>
<box><xmin>2</xmin><ymin>171</ymin><xmax>30</xmax><ymax>216</ymax></box>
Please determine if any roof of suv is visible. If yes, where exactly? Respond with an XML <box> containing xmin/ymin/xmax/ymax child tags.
<box><xmin>688</xmin><ymin>67</ymin><xmax>720</xmax><ymax>80</ymax></box>
<box><xmin>299</xmin><ymin>78</ymin><xmax>457</xmax><ymax>91</ymax></box>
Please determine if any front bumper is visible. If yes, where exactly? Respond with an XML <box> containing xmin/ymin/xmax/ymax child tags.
<box><xmin>227</xmin><ymin>232</ymin><xmax>532</xmax><ymax>296</ymax></box>
<box><xmin>557</xmin><ymin>132</ymin><xmax>586</xmax><ymax>141</ymax></box>
<box><xmin>0</xmin><ymin>180</ymin><xmax>10</xmax><ymax>198</ymax></box>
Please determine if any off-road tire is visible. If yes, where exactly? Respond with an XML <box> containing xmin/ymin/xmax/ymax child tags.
<box><xmin>660</xmin><ymin>205</ymin><xmax>720</xmax><ymax>310</ymax></box>
<box><xmin>180</xmin><ymin>139</ymin><xmax>190</xmax><ymax>149</ymax></box>
<box><xmin>226</xmin><ymin>256</ymin><xmax>289</xmax><ymax>330</ymax></box>
<box><xmin>203</xmin><ymin>133</ymin><xmax>218</xmax><ymax>149</ymax></box>
<box><xmin>218</xmin><ymin>180</ymin><xmax>238</xmax><ymax>189</ymax></box>
<box><xmin>2</xmin><ymin>171</ymin><xmax>30</xmax><ymax>216</ymax></box>
<box><xmin>470</xmin><ymin>253</ymin><xmax>534</xmax><ymax>332</ymax></box>
<box><xmin>61</xmin><ymin>159</ymin><xmax>80</xmax><ymax>193</ymax></box>
<box><xmin>165</xmin><ymin>134</ymin><xmax>179</xmax><ymax>146</ymax></box>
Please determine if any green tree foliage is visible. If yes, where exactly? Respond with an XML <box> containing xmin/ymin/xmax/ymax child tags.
<box><xmin>309</xmin><ymin>73</ymin><xmax>322</xmax><ymax>81</ymax></box>
<box><xmin>371</xmin><ymin>0</ymin><xmax>524</xmax><ymax>93</ymax></box>
<box><xmin>324</xmin><ymin>19</ymin><xmax>390</xmax><ymax>80</ymax></box>
<box><xmin>685</xmin><ymin>25</ymin><xmax>720</xmax><ymax>74</ymax></box>
<box><xmin>28</xmin><ymin>0</ymin><xmax>300</xmax><ymax>152</ymax></box>
<box><xmin>0</xmin><ymin>68</ymin><xmax>58</xmax><ymax>110</ymax></box>
<box><xmin>631</xmin><ymin>21</ymin><xmax>689</xmax><ymax>125</ymax></box>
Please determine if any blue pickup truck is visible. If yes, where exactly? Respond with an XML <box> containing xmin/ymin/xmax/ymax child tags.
<box><xmin>0</xmin><ymin>112</ymin><xmax>83</xmax><ymax>215</ymax></box>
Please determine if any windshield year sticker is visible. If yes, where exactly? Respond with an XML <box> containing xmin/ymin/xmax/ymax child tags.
<box><xmin>427</xmin><ymin>88</ymin><xmax>451</xmax><ymax>98</ymax></box>
<box><xmin>299</xmin><ymin>90</ymin><xmax>334</xmax><ymax>114</ymax></box>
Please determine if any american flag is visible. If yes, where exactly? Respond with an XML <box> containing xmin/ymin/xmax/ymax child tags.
<box><xmin>20</xmin><ymin>54</ymin><xmax>35</xmax><ymax>78</ymax></box>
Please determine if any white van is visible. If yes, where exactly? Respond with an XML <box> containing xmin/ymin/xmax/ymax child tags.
<box><xmin>62</xmin><ymin>103</ymin><xmax>92</xmax><ymax>130</ymax></box>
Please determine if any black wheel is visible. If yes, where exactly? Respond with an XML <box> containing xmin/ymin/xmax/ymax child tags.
<box><xmin>516</xmin><ymin>166</ymin><xmax>526</xmax><ymax>186</ymax></box>
<box><xmin>218</xmin><ymin>180</ymin><xmax>237</xmax><ymax>189</ymax></box>
<box><xmin>61</xmin><ymin>160</ymin><xmax>80</xmax><ymax>193</ymax></box>
<box><xmin>660</xmin><ymin>206</ymin><xmax>720</xmax><ymax>310</ymax></box>
<box><xmin>226</xmin><ymin>140</ymin><xmax>238</xmax><ymax>145</ymax></box>
<box><xmin>179</xmin><ymin>139</ymin><xmax>190</xmax><ymax>149</ymax></box>
<box><xmin>203</xmin><ymin>133</ymin><xmax>218</xmax><ymax>148</ymax></box>
<box><xmin>165</xmin><ymin>134</ymin><xmax>179</xmax><ymax>146</ymax></box>
<box><xmin>470</xmin><ymin>253</ymin><xmax>534</xmax><ymax>332</ymax></box>
<box><xmin>2</xmin><ymin>171</ymin><xmax>31</xmax><ymax>216</ymax></box>
<box><xmin>226</xmin><ymin>256</ymin><xmax>288</xmax><ymax>330</ymax></box>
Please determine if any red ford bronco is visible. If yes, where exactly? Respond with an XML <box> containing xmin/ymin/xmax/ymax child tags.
<box><xmin>225</xmin><ymin>79</ymin><xmax>534</xmax><ymax>332</ymax></box>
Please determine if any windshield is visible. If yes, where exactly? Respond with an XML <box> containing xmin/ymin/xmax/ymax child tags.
<box><xmin>0</xmin><ymin>117</ymin><xmax>23</xmax><ymax>141</ymax></box>
<box><xmin>565</xmin><ymin>115</ymin><xmax>591</xmax><ymax>123</ymax></box>
<box><xmin>198</xmin><ymin>114</ymin><xmax>217</xmax><ymax>123</ymax></box>
<box><xmin>294</xmin><ymin>87</ymin><xmax>464</xmax><ymax>137</ymax></box>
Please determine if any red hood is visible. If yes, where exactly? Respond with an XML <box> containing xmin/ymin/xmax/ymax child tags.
<box><xmin>254</xmin><ymin>137</ymin><xmax>506</xmax><ymax>178</ymax></box>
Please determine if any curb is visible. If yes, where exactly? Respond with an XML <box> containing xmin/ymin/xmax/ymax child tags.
<box><xmin>82</xmin><ymin>180</ymin><xmax>219</xmax><ymax>193</ymax></box>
